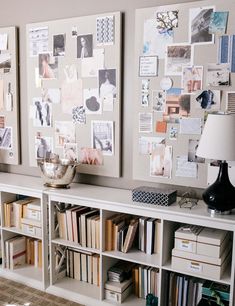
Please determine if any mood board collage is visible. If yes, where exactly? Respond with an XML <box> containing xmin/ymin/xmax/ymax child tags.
<box><xmin>133</xmin><ymin>0</ymin><xmax>235</xmax><ymax>188</ymax></box>
<box><xmin>26</xmin><ymin>12</ymin><xmax>121</xmax><ymax>177</ymax></box>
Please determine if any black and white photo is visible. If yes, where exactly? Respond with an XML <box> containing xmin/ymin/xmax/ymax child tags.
<box><xmin>91</xmin><ymin>120</ymin><xmax>114</xmax><ymax>156</ymax></box>
<box><xmin>152</xmin><ymin>90</ymin><xmax>166</xmax><ymax>112</ymax></box>
<box><xmin>189</xmin><ymin>7</ymin><xmax>215</xmax><ymax>44</ymax></box>
<box><xmin>99</xmin><ymin>69</ymin><xmax>117</xmax><ymax>99</ymax></box>
<box><xmin>0</xmin><ymin>127</ymin><xmax>12</xmax><ymax>149</ymax></box>
<box><xmin>53</xmin><ymin>34</ymin><xmax>66</xmax><ymax>56</ymax></box>
<box><xmin>207</xmin><ymin>63</ymin><xmax>230</xmax><ymax>86</ymax></box>
<box><xmin>35</xmin><ymin>134</ymin><xmax>53</xmax><ymax>159</ymax></box>
<box><xmin>77</xmin><ymin>34</ymin><xmax>93</xmax><ymax>58</ymax></box>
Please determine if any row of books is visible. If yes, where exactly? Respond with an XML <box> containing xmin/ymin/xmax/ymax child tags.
<box><xmin>105</xmin><ymin>213</ymin><xmax>161</xmax><ymax>254</ymax></box>
<box><xmin>57</xmin><ymin>206</ymin><xmax>100</xmax><ymax>249</ymax></box>
<box><xmin>132</xmin><ymin>265</ymin><xmax>159</xmax><ymax>299</ymax></box>
<box><xmin>5</xmin><ymin>235</ymin><xmax>42</xmax><ymax>270</ymax></box>
<box><xmin>167</xmin><ymin>272</ymin><xmax>203</xmax><ymax>306</ymax></box>
<box><xmin>66</xmin><ymin>248</ymin><xmax>100</xmax><ymax>286</ymax></box>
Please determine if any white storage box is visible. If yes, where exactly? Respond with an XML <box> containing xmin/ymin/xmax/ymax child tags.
<box><xmin>172</xmin><ymin>251</ymin><xmax>231</xmax><ymax>279</ymax></box>
<box><xmin>21</xmin><ymin>218</ymin><xmax>42</xmax><ymax>237</ymax></box>
<box><xmin>174</xmin><ymin>225</ymin><xmax>203</xmax><ymax>253</ymax></box>
<box><xmin>105</xmin><ymin>283</ymin><xmax>133</xmax><ymax>303</ymax></box>
<box><xmin>26</xmin><ymin>200</ymin><xmax>41</xmax><ymax>221</ymax></box>
<box><xmin>197</xmin><ymin>228</ymin><xmax>230</xmax><ymax>258</ymax></box>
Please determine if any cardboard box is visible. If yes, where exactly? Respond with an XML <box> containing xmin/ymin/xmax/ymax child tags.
<box><xmin>197</xmin><ymin>228</ymin><xmax>230</xmax><ymax>258</ymax></box>
<box><xmin>171</xmin><ymin>251</ymin><xmax>231</xmax><ymax>279</ymax></box>
<box><xmin>105</xmin><ymin>283</ymin><xmax>133</xmax><ymax>303</ymax></box>
<box><xmin>174</xmin><ymin>238</ymin><xmax>197</xmax><ymax>253</ymax></box>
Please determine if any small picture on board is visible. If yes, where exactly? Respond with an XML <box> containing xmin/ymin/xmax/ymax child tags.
<box><xmin>150</xmin><ymin>142</ymin><xmax>172</xmax><ymax>178</ymax></box>
<box><xmin>63</xmin><ymin>143</ymin><xmax>77</xmax><ymax>161</ymax></box>
<box><xmin>182</xmin><ymin>66</ymin><xmax>203</xmax><ymax>94</ymax></box>
<box><xmin>53</xmin><ymin>34</ymin><xmax>66</xmax><ymax>56</ymax></box>
<box><xmin>33</xmin><ymin>98</ymin><xmax>52</xmax><ymax>127</ymax></box>
<box><xmin>84</xmin><ymin>88</ymin><xmax>101</xmax><ymax>114</ymax></box>
<box><xmin>195</xmin><ymin>89</ymin><xmax>220</xmax><ymax>110</ymax></box>
<box><xmin>0</xmin><ymin>127</ymin><xmax>12</xmax><ymax>149</ymax></box>
<box><xmin>39</xmin><ymin>53</ymin><xmax>58</xmax><ymax>79</ymax></box>
<box><xmin>91</xmin><ymin>120</ymin><xmax>114</xmax><ymax>156</ymax></box>
<box><xmin>99</xmin><ymin>69</ymin><xmax>117</xmax><ymax>99</ymax></box>
<box><xmin>189</xmin><ymin>6</ymin><xmax>215</xmax><ymax>44</ymax></box>
<box><xmin>165</xmin><ymin>44</ymin><xmax>193</xmax><ymax>76</ymax></box>
<box><xmin>0</xmin><ymin>53</ymin><xmax>11</xmax><ymax>70</ymax></box>
<box><xmin>152</xmin><ymin>90</ymin><xmax>166</xmax><ymax>112</ymax></box>
<box><xmin>77</xmin><ymin>34</ymin><xmax>93</xmax><ymax>58</ymax></box>
<box><xmin>80</xmin><ymin>147</ymin><xmax>103</xmax><ymax>165</ymax></box>
<box><xmin>35</xmin><ymin>133</ymin><xmax>53</xmax><ymax>159</ymax></box>
<box><xmin>188</xmin><ymin>139</ymin><xmax>205</xmax><ymax>163</ymax></box>
<box><xmin>207</xmin><ymin>63</ymin><xmax>230</xmax><ymax>86</ymax></box>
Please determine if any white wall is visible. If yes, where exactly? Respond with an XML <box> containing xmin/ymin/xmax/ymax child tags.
<box><xmin>0</xmin><ymin>0</ymin><xmax>202</xmax><ymax>195</ymax></box>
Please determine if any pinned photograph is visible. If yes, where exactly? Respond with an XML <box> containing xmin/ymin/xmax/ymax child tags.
<box><xmin>207</xmin><ymin>63</ymin><xmax>230</xmax><ymax>86</ymax></box>
<box><xmin>150</xmin><ymin>141</ymin><xmax>172</xmax><ymax>178</ymax></box>
<box><xmin>195</xmin><ymin>89</ymin><xmax>220</xmax><ymax>110</ymax></box>
<box><xmin>91</xmin><ymin>120</ymin><xmax>114</xmax><ymax>156</ymax></box>
<box><xmin>189</xmin><ymin>6</ymin><xmax>215</xmax><ymax>44</ymax></box>
<box><xmin>39</xmin><ymin>53</ymin><xmax>58</xmax><ymax>79</ymax></box>
<box><xmin>61</xmin><ymin>78</ymin><xmax>83</xmax><ymax>114</ymax></box>
<box><xmin>141</xmin><ymin>94</ymin><xmax>149</xmax><ymax>107</ymax></box>
<box><xmin>165</xmin><ymin>44</ymin><xmax>193</xmax><ymax>75</ymax></box>
<box><xmin>188</xmin><ymin>139</ymin><xmax>205</xmax><ymax>163</ymax></box>
<box><xmin>42</xmin><ymin>88</ymin><xmax>60</xmax><ymax>104</ymax></box>
<box><xmin>0</xmin><ymin>127</ymin><xmax>12</xmax><ymax>149</ymax></box>
<box><xmin>80</xmin><ymin>147</ymin><xmax>103</xmax><ymax>165</ymax></box>
<box><xmin>63</xmin><ymin>143</ymin><xmax>78</xmax><ymax>161</ymax></box>
<box><xmin>81</xmin><ymin>49</ymin><xmax>104</xmax><ymax>78</ymax></box>
<box><xmin>99</xmin><ymin>69</ymin><xmax>116</xmax><ymax>99</ymax></box>
<box><xmin>33</xmin><ymin>97</ymin><xmax>52</xmax><ymax>127</ymax></box>
<box><xmin>35</xmin><ymin>133</ymin><xmax>53</xmax><ymax>159</ymax></box>
<box><xmin>226</xmin><ymin>91</ymin><xmax>235</xmax><ymax>114</ymax></box>
<box><xmin>29</xmin><ymin>27</ymin><xmax>48</xmax><ymax>57</ymax></box>
<box><xmin>139</xmin><ymin>112</ymin><xmax>153</xmax><ymax>133</ymax></box>
<box><xmin>152</xmin><ymin>90</ymin><xmax>166</xmax><ymax>112</ymax></box>
<box><xmin>182</xmin><ymin>66</ymin><xmax>203</xmax><ymax>94</ymax></box>
<box><xmin>84</xmin><ymin>88</ymin><xmax>101</xmax><ymax>114</ymax></box>
<box><xmin>139</xmin><ymin>136</ymin><xmax>165</xmax><ymax>155</ymax></box>
<box><xmin>103</xmin><ymin>94</ymin><xmax>114</xmax><ymax>112</ymax></box>
<box><xmin>53</xmin><ymin>34</ymin><xmax>66</xmax><ymax>56</ymax></box>
<box><xmin>96</xmin><ymin>16</ymin><xmax>115</xmax><ymax>45</ymax></box>
<box><xmin>77</xmin><ymin>34</ymin><xmax>93</xmax><ymax>58</ymax></box>
<box><xmin>163</xmin><ymin>89</ymin><xmax>190</xmax><ymax>123</ymax></box>
<box><xmin>209</xmin><ymin>12</ymin><xmax>228</xmax><ymax>35</ymax></box>
<box><xmin>156</xmin><ymin>10</ymin><xmax>179</xmax><ymax>32</ymax></box>
<box><xmin>156</xmin><ymin>121</ymin><xmax>167</xmax><ymax>133</ymax></box>
<box><xmin>55</xmin><ymin>121</ymin><xmax>75</xmax><ymax>147</ymax></box>
<box><xmin>72</xmin><ymin>26</ymin><xmax>78</xmax><ymax>37</ymax></box>
<box><xmin>179</xmin><ymin>117</ymin><xmax>202</xmax><ymax>135</ymax></box>
<box><xmin>72</xmin><ymin>106</ymin><xmax>86</xmax><ymax>124</ymax></box>
<box><xmin>169</xmin><ymin>126</ymin><xmax>178</xmax><ymax>140</ymax></box>
<box><xmin>143</xmin><ymin>19</ymin><xmax>173</xmax><ymax>59</ymax></box>
<box><xmin>142</xmin><ymin>79</ymin><xmax>150</xmax><ymax>92</ymax></box>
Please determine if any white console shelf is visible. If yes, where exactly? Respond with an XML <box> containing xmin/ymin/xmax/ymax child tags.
<box><xmin>0</xmin><ymin>172</ymin><xmax>234</xmax><ymax>306</ymax></box>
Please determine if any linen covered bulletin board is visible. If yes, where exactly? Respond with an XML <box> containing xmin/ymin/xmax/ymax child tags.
<box><xmin>26</xmin><ymin>12</ymin><xmax>121</xmax><ymax>177</ymax></box>
<box><xmin>133</xmin><ymin>0</ymin><xmax>235</xmax><ymax>188</ymax></box>
<box><xmin>0</xmin><ymin>27</ymin><xmax>20</xmax><ymax>165</ymax></box>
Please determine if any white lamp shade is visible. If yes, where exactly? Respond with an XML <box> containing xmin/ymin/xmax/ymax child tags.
<box><xmin>196</xmin><ymin>113</ymin><xmax>235</xmax><ymax>161</ymax></box>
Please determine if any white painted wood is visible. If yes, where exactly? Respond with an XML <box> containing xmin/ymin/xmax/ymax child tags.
<box><xmin>0</xmin><ymin>173</ymin><xmax>234</xmax><ymax>305</ymax></box>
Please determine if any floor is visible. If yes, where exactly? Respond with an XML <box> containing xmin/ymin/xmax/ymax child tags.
<box><xmin>0</xmin><ymin>277</ymin><xmax>83</xmax><ymax>306</ymax></box>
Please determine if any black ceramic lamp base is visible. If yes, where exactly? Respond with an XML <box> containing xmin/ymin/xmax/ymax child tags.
<box><xmin>203</xmin><ymin>161</ymin><xmax>235</xmax><ymax>214</ymax></box>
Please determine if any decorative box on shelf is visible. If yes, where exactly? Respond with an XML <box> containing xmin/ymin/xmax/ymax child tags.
<box><xmin>132</xmin><ymin>186</ymin><xmax>177</xmax><ymax>206</ymax></box>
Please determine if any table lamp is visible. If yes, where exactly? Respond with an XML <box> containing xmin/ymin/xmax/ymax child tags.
<box><xmin>196</xmin><ymin>113</ymin><xmax>235</xmax><ymax>214</ymax></box>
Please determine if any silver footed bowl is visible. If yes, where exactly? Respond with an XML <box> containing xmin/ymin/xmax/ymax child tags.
<box><xmin>37</xmin><ymin>159</ymin><xmax>79</xmax><ymax>188</ymax></box>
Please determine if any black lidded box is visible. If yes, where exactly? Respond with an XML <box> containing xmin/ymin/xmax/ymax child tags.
<box><xmin>132</xmin><ymin>186</ymin><xmax>177</xmax><ymax>206</ymax></box>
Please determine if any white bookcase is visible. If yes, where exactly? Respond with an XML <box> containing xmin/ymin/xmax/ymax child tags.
<box><xmin>0</xmin><ymin>173</ymin><xmax>234</xmax><ymax>306</ymax></box>
<box><xmin>0</xmin><ymin>173</ymin><xmax>48</xmax><ymax>291</ymax></box>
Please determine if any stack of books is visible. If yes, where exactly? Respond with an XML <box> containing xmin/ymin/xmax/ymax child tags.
<box><xmin>132</xmin><ymin>265</ymin><xmax>159</xmax><ymax>299</ymax></box>
<box><xmin>66</xmin><ymin>248</ymin><xmax>100</xmax><ymax>286</ymax></box>
<box><xmin>5</xmin><ymin>235</ymin><xmax>42</xmax><ymax>270</ymax></box>
<box><xmin>57</xmin><ymin>206</ymin><xmax>100</xmax><ymax>248</ymax></box>
<box><xmin>165</xmin><ymin>272</ymin><xmax>204</xmax><ymax>306</ymax></box>
<box><xmin>105</xmin><ymin>214</ymin><xmax>161</xmax><ymax>254</ymax></box>
<box><xmin>4</xmin><ymin>197</ymin><xmax>42</xmax><ymax>237</ymax></box>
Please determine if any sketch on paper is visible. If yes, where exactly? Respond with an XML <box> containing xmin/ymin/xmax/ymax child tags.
<box><xmin>35</xmin><ymin>133</ymin><xmax>53</xmax><ymax>159</ymax></box>
<box><xmin>55</xmin><ymin>121</ymin><xmax>76</xmax><ymax>148</ymax></box>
